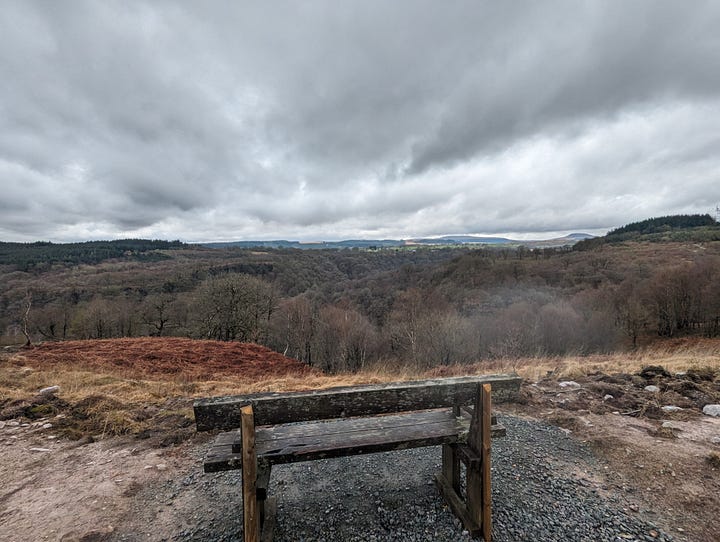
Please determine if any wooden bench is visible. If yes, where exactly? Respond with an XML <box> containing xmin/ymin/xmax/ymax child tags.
<box><xmin>193</xmin><ymin>374</ymin><xmax>521</xmax><ymax>542</ymax></box>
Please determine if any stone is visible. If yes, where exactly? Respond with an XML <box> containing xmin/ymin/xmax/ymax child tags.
<box><xmin>39</xmin><ymin>385</ymin><xmax>60</xmax><ymax>396</ymax></box>
<box><xmin>603</xmin><ymin>394</ymin><xmax>614</xmax><ymax>401</ymax></box>
<box><xmin>661</xmin><ymin>422</ymin><xmax>682</xmax><ymax>430</ymax></box>
<box><xmin>29</xmin><ymin>447</ymin><xmax>51</xmax><ymax>452</ymax></box>
<box><xmin>710</xmin><ymin>437</ymin><xmax>720</xmax><ymax>444</ymax></box>
<box><xmin>644</xmin><ymin>385</ymin><xmax>660</xmax><ymax>393</ymax></box>
<box><xmin>661</xmin><ymin>406</ymin><xmax>683</xmax><ymax>412</ymax></box>
<box><xmin>703</xmin><ymin>404</ymin><xmax>720</xmax><ymax>417</ymax></box>
<box><xmin>559</xmin><ymin>381</ymin><xmax>581</xmax><ymax>388</ymax></box>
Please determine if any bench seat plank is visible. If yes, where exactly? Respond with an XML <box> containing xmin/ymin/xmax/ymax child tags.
<box><xmin>256</xmin><ymin>409</ymin><xmax>465</xmax><ymax>463</ymax></box>
<box><xmin>204</xmin><ymin>409</ymin><xmax>505</xmax><ymax>472</ymax></box>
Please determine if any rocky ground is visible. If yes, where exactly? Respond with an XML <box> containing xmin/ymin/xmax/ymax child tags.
<box><xmin>1</xmin><ymin>363</ymin><xmax>719</xmax><ymax>542</ymax></box>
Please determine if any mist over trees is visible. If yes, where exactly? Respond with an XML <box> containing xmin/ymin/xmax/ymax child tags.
<box><xmin>3</xmin><ymin>229</ymin><xmax>720</xmax><ymax>372</ymax></box>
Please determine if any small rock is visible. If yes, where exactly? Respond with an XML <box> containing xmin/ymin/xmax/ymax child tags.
<box><xmin>710</xmin><ymin>437</ymin><xmax>720</xmax><ymax>444</ymax></box>
<box><xmin>603</xmin><ymin>394</ymin><xmax>614</xmax><ymax>401</ymax></box>
<box><xmin>42</xmin><ymin>423</ymin><xmax>53</xmax><ymax>429</ymax></box>
<box><xmin>703</xmin><ymin>404</ymin><xmax>720</xmax><ymax>417</ymax></box>
<box><xmin>644</xmin><ymin>385</ymin><xmax>660</xmax><ymax>393</ymax></box>
<box><xmin>559</xmin><ymin>381</ymin><xmax>580</xmax><ymax>389</ymax></box>
<box><xmin>661</xmin><ymin>422</ymin><xmax>682</xmax><ymax>430</ymax></box>
<box><xmin>156</xmin><ymin>463</ymin><xmax>168</xmax><ymax>471</ymax></box>
<box><xmin>39</xmin><ymin>385</ymin><xmax>60</xmax><ymax>396</ymax></box>
<box><xmin>0</xmin><ymin>421</ymin><xmax>5</xmax><ymax>429</ymax></box>
<box><xmin>29</xmin><ymin>447</ymin><xmax>51</xmax><ymax>452</ymax></box>
<box><xmin>661</xmin><ymin>406</ymin><xmax>682</xmax><ymax>412</ymax></box>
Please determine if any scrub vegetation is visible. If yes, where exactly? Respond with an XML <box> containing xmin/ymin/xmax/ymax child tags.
<box><xmin>2</xmin><ymin>215</ymin><xmax>720</xmax><ymax>374</ymax></box>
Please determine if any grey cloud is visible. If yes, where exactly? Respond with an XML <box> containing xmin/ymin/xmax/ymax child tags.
<box><xmin>1</xmin><ymin>1</ymin><xmax>720</xmax><ymax>242</ymax></box>
<box><xmin>407</xmin><ymin>3</ymin><xmax>720</xmax><ymax>174</ymax></box>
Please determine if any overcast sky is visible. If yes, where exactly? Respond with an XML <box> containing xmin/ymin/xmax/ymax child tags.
<box><xmin>2</xmin><ymin>1</ymin><xmax>720</xmax><ymax>242</ymax></box>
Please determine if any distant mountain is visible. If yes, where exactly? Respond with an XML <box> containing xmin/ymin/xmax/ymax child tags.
<box><xmin>409</xmin><ymin>235</ymin><xmax>513</xmax><ymax>245</ymax></box>
<box><xmin>202</xmin><ymin>239</ymin><xmax>404</xmax><ymax>250</ymax></box>
<box><xmin>200</xmin><ymin>233</ymin><xmax>594</xmax><ymax>250</ymax></box>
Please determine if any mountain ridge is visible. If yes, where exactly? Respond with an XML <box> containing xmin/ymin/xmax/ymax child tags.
<box><xmin>200</xmin><ymin>233</ymin><xmax>595</xmax><ymax>250</ymax></box>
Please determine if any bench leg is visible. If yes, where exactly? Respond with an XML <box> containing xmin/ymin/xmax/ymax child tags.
<box><xmin>467</xmin><ymin>383</ymin><xmax>492</xmax><ymax>542</ymax></box>
<box><xmin>241</xmin><ymin>405</ymin><xmax>260</xmax><ymax>542</ymax></box>
<box><xmin>442</xmin><ymin>443</ymin><xmax>461</xmax><ymax>495</ymax></box>
<box><xmin>436</xmin><ymin>383</ymin><xmax>493</xmax><ymax>541</ymax></box>
<box><xmin>259</xmin><ymin>497</ymin><xmax>277</xmax><ymax>542</ymax></box>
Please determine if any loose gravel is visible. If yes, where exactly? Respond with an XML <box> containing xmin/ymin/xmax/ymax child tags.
<box><xmin>117</xmin><ymin>415</ymin><xmax>675</xmax><ymax>541</ymax></box>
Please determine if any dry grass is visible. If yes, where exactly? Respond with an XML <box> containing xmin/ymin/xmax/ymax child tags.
<box><xmin>423</xmin><ymin>338</ymin><xmax>720</xmax><ymax>382</ymax></box>
<box><xmin>2</xmin><ymin>337</ymin><xmax>719</xmax><ymax>440</ymax></box>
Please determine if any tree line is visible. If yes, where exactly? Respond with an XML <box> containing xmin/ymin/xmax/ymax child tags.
<box><xmin>3</xmin><ymin>234</ymin><xmax>720</xmax><ymax>373</ymax></box>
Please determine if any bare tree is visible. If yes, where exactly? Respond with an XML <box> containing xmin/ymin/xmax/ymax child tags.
<box><xmin>21</xmin><ymin>292</ymin><xmax>32</xmax><ymax>347</ymax></box>
<box><xmin>192</xmin><ymin>274</ymin><xmax>277</xmax><ymax>342</ymax></box>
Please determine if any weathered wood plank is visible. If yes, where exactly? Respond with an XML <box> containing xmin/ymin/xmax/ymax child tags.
<box><xmin>233</xmin><ymin>408</ymin><xmax>463</xmax><ymax>453</ymax></box>
<box><xmin>259</xmin><ymin>497</ymin><xmax>277</xmax><ymax>542</ymax></box>
<box><xmin>434</xmin><ymin>473</ymin><xmax>481</xmax><ymax>537</ymax></box>
<box><xmin>257</xmin><ymin>460</ymin><xmax>271</xmax><ymax>501</ymax></box>
<box><xmin>442</xmin><ymin>443</ymin><xmax>461</xmax><ymax>494</ymax></box>
<box><xmin>481</xmin><ymin>384</ymin><xmax>492</xmax><ymax>542</ymax></box>
<box><xmin>194</xmin><ymin>374</ymin><xmax>521</xmax><ymax>431</ymax></box>
<box><xmin>205</xmin><ymin>421</ymin><xmax>505</xmax><ymax>472</ymax></box>
<box><xmin>241</xmin><ymin>406</ymin><xmax>259</xmax><ymax>542</ymax></box>
<box><xmin>257</xmin><ymin>417</ymin><xmax>464</xmax><ymax>464</ymax></box>
<box><xmin>466</xmin><ymin>384</ymin><xmax>487</xmax><ymax>538</ymax></box>
<box><xmin>466</xmin><ymin>421</ymin><xmax>483</xmax><ymax>530</ymax></box>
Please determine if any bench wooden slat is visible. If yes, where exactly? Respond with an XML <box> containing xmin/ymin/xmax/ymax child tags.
<box><xmin>256</xmin><ymin>410</ymin><xmax>464</xmax><ymax>463</ymax></box>
<box><xmin>203</xmin><ymin>409</ymin><xmax>506</xmax><ymax>472</ymax></box>
<box><xmin>194</xmin><ymin>374</ymin><xmax>521</xmax><ymax>431</ymax></box>
<box><xmin>234</xmin><ymin>408</ymin><xmax>463</xmax><ymax>452</ymax></box>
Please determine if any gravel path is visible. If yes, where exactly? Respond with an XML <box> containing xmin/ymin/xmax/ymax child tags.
<box><xmin>117</xmin><ymin>415</ymin><xmax>675</xmax><ymax>542</ymax></box>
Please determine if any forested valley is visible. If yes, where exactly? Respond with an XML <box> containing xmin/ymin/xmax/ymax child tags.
<box><xmin>2</xmin><ymin>217</ymin><xmax>720</xmax><ymax>373</ymax></box>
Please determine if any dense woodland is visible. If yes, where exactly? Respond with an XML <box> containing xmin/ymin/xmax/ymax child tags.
<box><xmin>2</xmin><ymin>216</ymin><xmax>720</xmax><ymax>373</ymax></box>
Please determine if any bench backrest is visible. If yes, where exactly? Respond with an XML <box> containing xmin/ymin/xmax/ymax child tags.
<box><xmin>194</xmin><ymin>373</ymin><xmax>521</xmax><ymax>431</ymax></box>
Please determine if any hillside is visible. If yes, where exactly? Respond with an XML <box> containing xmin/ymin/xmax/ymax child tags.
<box><xmin>3</xmin><ymin>229</ymin><xmax>720</xmax><ymax>371</ymax></box>
<box><xmin>574</xmin><ymin>214</ymin><xmax>720</xmax><ymax>250</ymax></box>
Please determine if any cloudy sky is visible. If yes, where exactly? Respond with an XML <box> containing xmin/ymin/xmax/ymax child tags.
<box><xmin>2</xmin><ymin>1</ymin><xmax>720</xmax><ymax>242</ymax></box>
